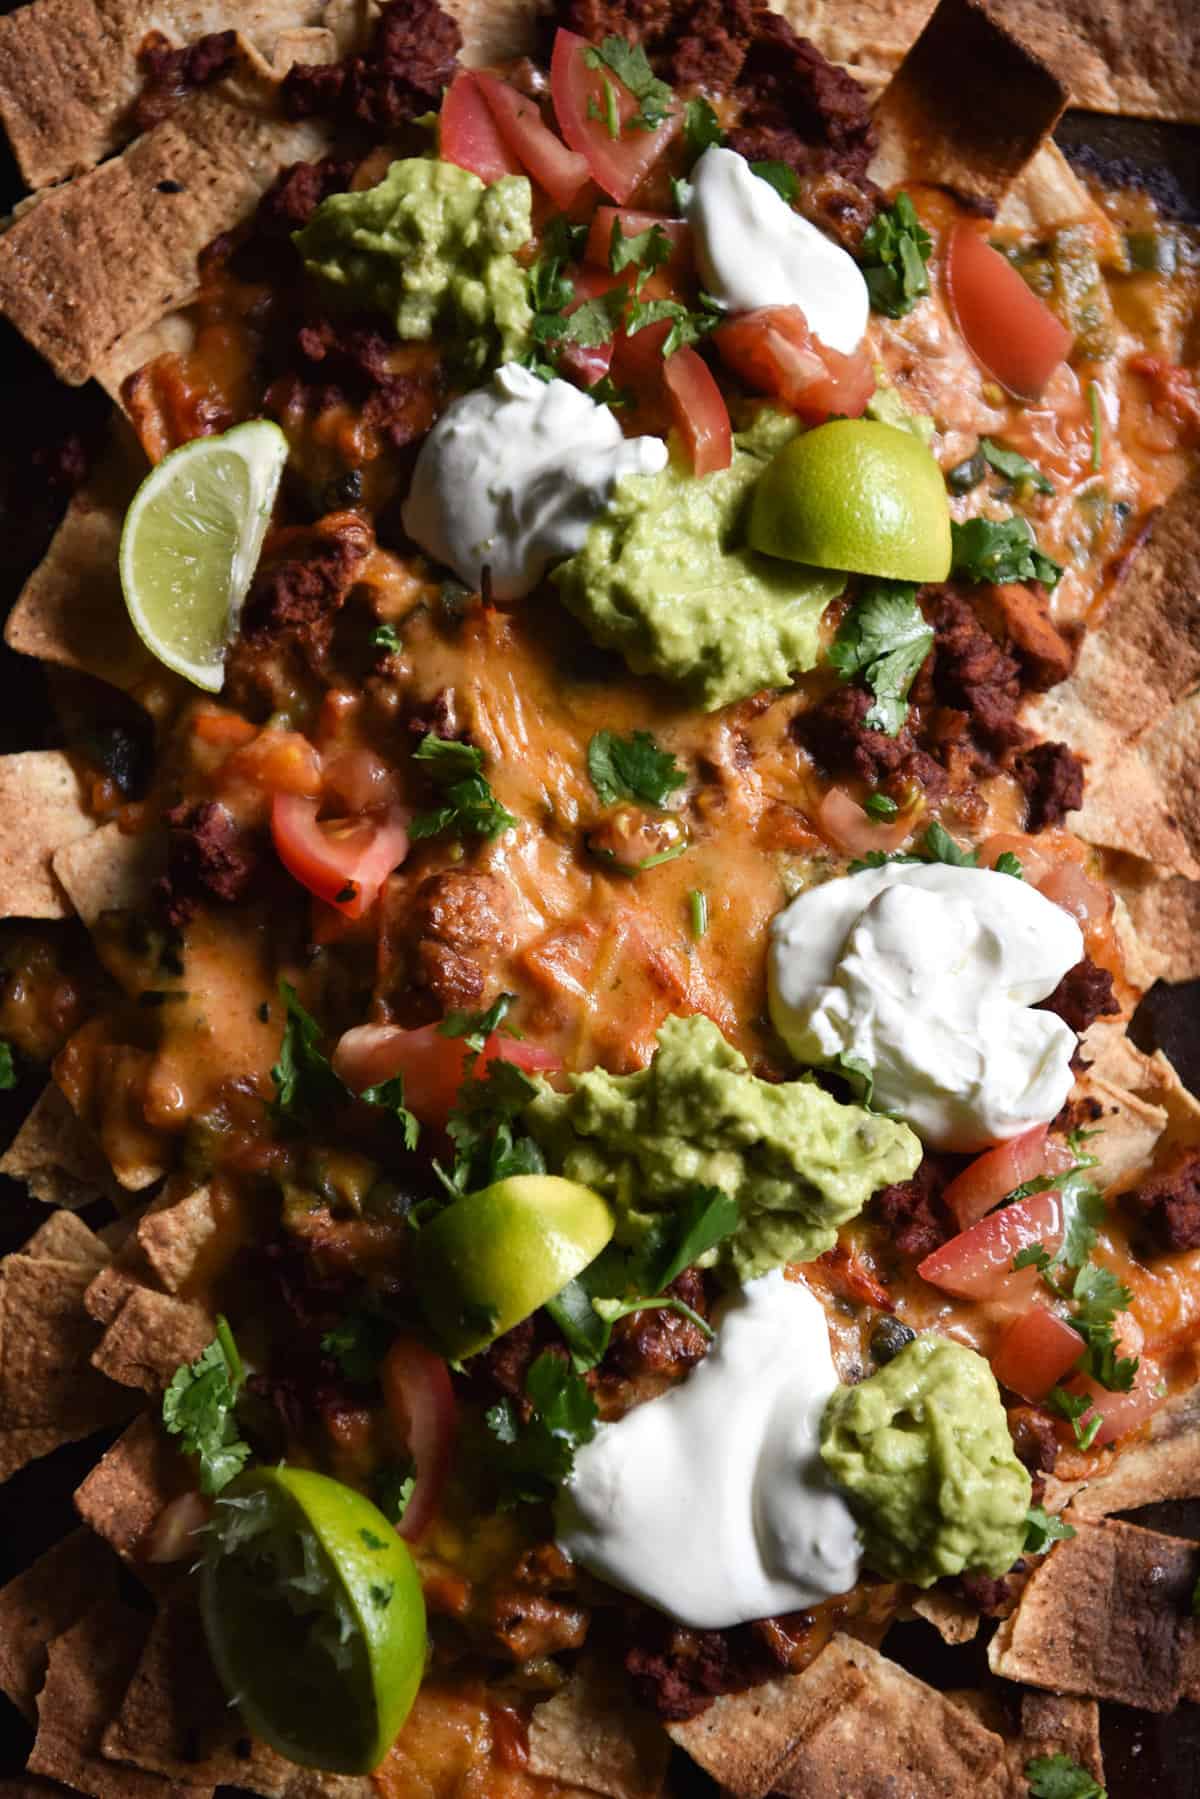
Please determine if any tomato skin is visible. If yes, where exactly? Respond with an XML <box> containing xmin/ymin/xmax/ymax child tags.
<box><xmin>1036</xmin><ymin>861</ymin><xmax>1110</xmax><ymax>932</ymax></box>
<box><xmin>816</xmin><ymin>787</ymin><xmax>917</xmax><ymax>858</ymax></box>
<box><xmin>333</xmin><ymin>1024</ymin><xmax>559</xmax><ymax>1129</ymax></box>
<box><xmin>380</xmin><ymin>1337</ymin><xmax>459</xmax><ymax>1542</ymax></box>
<box><xmin>943</xmin><ymin>1126</ymin><xmax>1076</xmax><ymax>1233</ymax></box>
<box><xmin>946</xmin><ymin>223</ymin><xmax>1074</xmax><ymax>402</ymax></box>
<box><xmin>270</xmin><ymin>793</ymin><xmax>409</xmax><ymax>920</ymax></box>
<box><xmin>662</xmin><ymin>347</ymin><xmax>732</xmax><ymax>475</ymax></box>
<box><xmin>550</xmin><ymin>28</ymin><xmax>677</xmax><ymax>204</ymax></box>
<box><xmin>474</xmin><ymin>69</ymin><xmax>590</xmax><ymax>209</ymax></box>
<box><xmin>917</xmin><ymin>1190</ymin><xmax>1064</xmax><ymax>1301</ymax></box>
<box><xmin>1058</xmin><ymin>1359</ymin><xmax>1165</xmax><ymax>1449</ymax></box>
<box><xmin>440</xmin><ymin>70</ymin><xmax>523</xmax><ymax>183</ymax></box>
<box><xmin>555</xmin><ymin>265</ymin><xmax>623</xmax><ymax>386</ymax></box>
<box><xmin>991</xmin><ymin>1305</ymin><xmax>1085</xmax><ymax>1402</ymax></box>
<box><xmin>714</xmin><ymin>305</ymin><xmax>875</xmax><ymax>423</ymax></box>
<box><xmin>584</xmin><ymin>208</ymin><xmax>690</xmax><ymax>271</ymax></box>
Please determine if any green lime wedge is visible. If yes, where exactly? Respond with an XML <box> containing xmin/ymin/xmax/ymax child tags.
<box><xmin>119</xmin><ymin>420</ymin><xmax>289</xmax><ymax>692</ymax></box>
<box><xmin>748</xmin><ymin>418</ymin><xmax>952</xmax><ymax>582</ymax></box>
<box><xmin>201</xmin><ymin>1465</ymin><xmax>425</xmax><ymax>1773</ymax></box>
<box><xmin>416</xmin><ymin>1175</ymin><xmax>614</xmax><ymax>1359</ymax></box>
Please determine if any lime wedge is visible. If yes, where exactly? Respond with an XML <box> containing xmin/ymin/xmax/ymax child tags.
<box><xmin>201</xmin><ymin>1465</ymin><xmax>426</xmax><ymax>1773</ymax></box>
<box><xmin>119</xmin><ymin>421</ymin><xmax>289</xmax><ymax>691</ymax></box>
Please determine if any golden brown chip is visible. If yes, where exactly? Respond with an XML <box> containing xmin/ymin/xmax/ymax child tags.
<box><xmin>995</xmin><ymin>140</ymin><xmax>1121</xmax><ymax>243</ymax></box>
<box><xmin>0</xmin><ymin>1251</ymin><xmax>138</xmax><ymax>1435</ymax></box>
<box><xmin>28</xmin><ymin>1594</ymin><xmax>212</xmax><ymax>1799</ymax></box>
<box><xmin>1119</xmin><ymin>869</ymin><xmax>1200</xmax><ymax>986</ymax></box>
<box><xmin>0</xmin><ymin>1529</ymin><xmax>120</xmax><ymax>1722</ymax></box>
<box><xmin>0</xmin><ymin>1081</ymin><xmax>124</xmax><ymax>1212</ymax></box>
<box><xmin>21</xmin><ymin>1209</ymin><xmax>111</xmax><ymax>1271</ymax></box>
<box><xmin>85</xmin><ymin>1247</ymin><xmax>165</xmax><ymax>1327</ymax></box>
<box><xmin>988</xmin><ymin>1517</ymin><xmax>1200</xmax><ymax>1709</ymax></box>
<box><xmin>0</xmin><ymin>752</ymin><xmax>95</xmax><ymax>921</ymax></box>
<box><xmin>908</xmin><ymin>1585</ymin><xmax>981</xmax><ymax>1644</ymax></box>
<box><xmin>91</xmin><ymin>1287</ymin><xmax>214</xmax><ymax>1393</ymax></box>
<box><xmin>136</xmin><ymin>1186</ymin><xmax>221</xmax><ymax>1295</ymax></box>
<box><xmin>74</xmin><ymin>1413</ymin><xmax>193</xmax><ymax>1567</ymax></box>
<box><xmin>1072</xmin><ymin>1071</ymin><xmax>1169</xmax><ymax>1191</ymax></box>
<box><xmin>1016</xmin><ymin>1692</ymin><xmax>1104</xmax><ymax>1784</ymax></box>
<box><xmin>666</xmin><ymin>1654</ymin><xmax>864</xmax><ymax>1798</ymax></box>
<box><xmin>526</xmin><ymin>1661</ymin><xmax>672</xmax><ymax>1799</ymax></box>
<box><xmin>868</xmin><ymin>0</ymin><xmax>1068</xmax><ymax>206</ymax></box>
<box><xmin>53</xmin><ymin>821</ymin><xmax>167</xmax><ymax>934</ymax></box>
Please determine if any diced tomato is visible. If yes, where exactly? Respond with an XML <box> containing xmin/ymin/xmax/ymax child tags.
<box><xmin>977</xmin><ymin>832</ymin><xmax>1056</xmax><ymax>887</ymax></box>
<box><xmin>662</xmin><ymin>347</ymin><xmax>731</xmax><ymax>475</ymax></box>
<box><xmin>380</xmin><ymin>1337</ymin><xmax>459</xmax><ymax>1541</ymax></box>
<box><xmin>1057</xmin><ymin>1358</ymin><xmax>1165</xmax><ymax>1449</ymax></box>
<box><xmin>714</xmin><ymin>305</ymin><xmax>875</xmax><ymax>424</ymax></box>
<box><xmin>943</xmin><ymin>1126</ymin><xmax>1077</xmax><ymax>1233</ymax></box>
<box><xmin>440</xmin><ymin>69</ymin><xmax>523</xmax><ymax>184</ymax></box>
<box><xmin>192</xmin><ymin>711</ymin><xmax>258</xmax><ymax>748</ymax></box>
<box><xmin>1036</xmin><ymin>861</ymin><xmax>1111</xmax><ymax>932</ymax></box>
<box><xmin>474</xmin><ymin>69</ymin><xmax>590</xmax><ymax>209</ymax></box>
<box><xmin>555</xmin><ymin>265</ymin><xmax>623</xmax><ymax>386</ymax></box>
<box><xmin>270</xmin><ymin>793</ymin><xmax>409</xmax><ymax>920</ymax></box>
<box><xmin>550</xmin><ymin>28</ymin><xmax>677</xmax><ymax>204</ymax></box>
<box><xmin>817</xmin><ymin>787</ymin><xmax>918</xmax><ymax>858</ymax></box>
<box><xmin>917</xmin><ymin>1190</ymin><xmax>1063</xmax><ymax>1301</ymax></box>
<box><xmin>333</xmin><ymin>1023</ymin><xmax>559</xmax><ymax>1128</ymax></box>
<box><xmin>584</xmin><ymin>208</ymin><xmax>690</xmax><ymax>272</ymax></box>
<box><xmin>946</xmin><ymin>223</ymin><xmax>1074</xmax><ymax>403</ymax></box>
<box><xmin>991</xmin><ymin>1305</ymin><xmax>1085</xmax><ymax>1402</ymax></box>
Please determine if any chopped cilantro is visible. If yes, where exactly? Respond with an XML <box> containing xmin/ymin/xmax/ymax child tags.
<box><xmin>1023</xmin><ymin>1505</ymin><xmax>1076</xmax><ymax>1555</ymax></box>
<box><xmin>609</xmin><ymin>217</ymin><xmax>673</xmax><ymax>291</ymax></box>
<box><xmin>632</xmin><ymin>1185</ymin><xmax>740</xmax><ymax>1295</ymax></box>
<box><xmin>371</xmin><ymin>622</ymin><xmax>402</xmax><ymax>654</ymax></box>
<box><xmin>864</xmin><ymin>793</ymin><xmax>899</xmax><ymax>821</ymax></box>
<box><xmin>161</xmin><ymin>1315</ymin><xmax>250</xmax><ymax>1496</ymax></box>
<box><xmin>1025</xmin><ymin>1752</ymin><xmax>1106</xmax><ymax>1798</ymax></box>
<box><xmin>437</xmin><ymin>1057</ymin><xmax>545</xmax><ymax>1197</ymax></box>
<box><xmin>0</xmin><ymin>1040</ymin><xmax>15</xmax><ymax>1089</ymax></box>
<box><xmin>683</xmin><ymin>95</ymin><xmax>723</xmax><ymax>159</ymax></box>
<box><xmin>946</xmin><ymin>448</ymin><xmax>987</xmax><ymax>494</ymax></box>
<box><xmin>922</xmin><ymin>820</ymin><xmax>978</xmax><ymax>866</ymax></box>
<box><xmin>1046</xmin><ymin>1384</ymin><xmax>1102</xmax><ymax>1451</ymax></box>
<box><xmin>439</xmin><ymin>993</ymin><xmax>517</xmax><ymax>1053</ymax></box>
<box><xmin>587</xmin><ymin>373</ymin><xmax>633</xmax><ymax>408</ymax></box>
<box><xmin>833</xmin><ymin>1049</ymin><xmax>876</xmax><ymax>1107</ymax></box>
<box><xmin>536</xmin><ymin>284</ymin><xmax>629</xmax><ymax>351</ymax></box>
<box><xmin>592</xmin><ymin>1292</ymin><xmax>714</xmax><ymax>1339</ymax></box>
<box><xmin>980</xmin><ymin>438</ymin><xmax>1054</xmax><ymax>494</ymax></box>
<box><xmin>584</xmin><ymin>36</ymin><xmax>675</xmax><ymax>130</ymax></box>
<box><xmin>845</xmin><ymin>849</ymin><xmax>923</xmax><ymax>873</ymax></box>
<box><xmin>828</xmin><ymin>579</ymin><xmax>932</xmax><ymax>735</ymax></box>
<box><xmin>372</xmin><ymin>1458</ymin><xmax>416</xmax><ymax>1525</ymax></box>
<box><xmin>1070</xmin><ymin>1262</ymin><xmax>1138</xmax><ymax>1392</ymax></box>
<box><xmin>485</xmin><ymin>1350</ymin><xmax>598</xmax><ymax>1505</ymax></box>
<box><xmin>950</xmin><ymin>515</ymin><xmax>1063</xmax><ymax>589</ymax></box>
<box><xmin>994</xmin><ymin>850</ymin><xmax>1025</xmax><ymax>878</ymax></box>
<box><xmin>751</xmin><ymin>160</ymin><xmax>799</xmax><ymax>203</ymax></box>
<box><xmin>410</xmin><ymin>733</ymin><xmax>517</xmax><ymax>843</ymax></box>
<box><xmin>270</xmin><ymin>980</ymin><xmax>419</xmax><ymax>1144</ymax></box>
<box><xmin>1059</xmin><ymin>1180</ymin><xmax>1107</xmax><ymax>1270</ymax></box>
<box><xmin>1013</xmin><ymin>1243</ymin><xmax>1053</xmax><ymax>1273</ymax></box>
<box><xmin>858</xmin><ymin>193</ymin><xmax>932</xmax><ymax>318</ymax></box>
<box><xmin>689</xmin><ymin>888</ymin><xmax>708</xmax><ymax>938</ymax></box>
<box><xmin>625</xmin><ymin>294</ymin><xmax>719</xmax><ymax>357</ymax></box>
<box><xmin>588</xmin><ymin>73</ymin><xmax>621</xmax><ymax>138</ymax></box>
<box><xmin>587</xmin><ymin>729</ymin><xmax>686</xmax><ymax>807</ymax></box>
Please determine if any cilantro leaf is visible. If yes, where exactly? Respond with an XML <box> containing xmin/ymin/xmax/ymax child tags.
<box><xmin>995</xmin><ymin>850</ymin><xmax>1025</xmax><ymax>878</ymax></box>
<box><xmin>1013</xmin><ymin>1243</ymin><xmax>1053</xmax><ymax>1272</ymax></box>
<box><xmin>625</xmin><ymin>295</ymin><xmax>718</xmax><ymax>357</ymax></box>
<box><xmin>541</xmin><ymin>286</ymin><xmax>629</xmax><ymax>350</ymax></box>
<box><xmin>828</xmin><ymin>579</ymin><xmax>932</xmax><ymax>735</ymax></box>
<box><xmin>485</xmin><ymin>1350</ymin><xmax>598</xmax><ymax>1505</ymax></box>
<box><xmin>1059</xmin><ymin>1179</ymin><xmax>1107</xmax><ymax>1270</ymax></box>
<box><xmin>372</xmin><ymin>1457</ymin><xmax>416</xmax><ymax>1525</ymax></box>
<box><xmin>631</xmin><ymin>1185</ymin><xmax>740</xmax><ymax>1294</ymax></box>
<box><xmin>1046</xmin><ymin>1384</ymin><xmax>1101</xmax><ymax>1451</ymax></box>
<box><xmin>270</xmin><ymin>980</ymin><xmax>347</xmax><ymax>1124</ymax></box>
<box><xmin>587</xmin><ymin>729</ymin><xmax>687</xmax><ymax>807</ymax></box>
<box><xmin>358</xmin><ymin>1073</ymin><xmax>420</xmax><ymax>1149</ymax></box>
<box><xmin>1024</xmin><ymin>1505</ymin><xmax>1076</xmax><ymax>1555</ymax></box>
<box><xmin>439</xmin><ymin>1057</ymin><xmax>545</xmax><ymax>1196</ymax></box>
<box><xmin>858</xmin><ymin>193</ymin><xmax>933</xmax><ymax>318</ymax></box>
<box><xmin>950</xmin><ymin>515</ymin><xmax>1063</xmax><ymax>589</ymax></box>
<box><xmin>864</xmin><ymin>793</ymin><xmax>899</xmax><ymax>821</ymax></box>
<box><xmin>751</xmin><ymin>160</ymin><xmax>799</xmax><ymax>203</ymax></box>
<box><xmin>371</xmin><ymin>623</ymin><xmax>401</xmax><ymax>654</ymax></box>
<box><xmin>321</xmin><ymin>1306</ymin><xmax>392</xmax><ymax>1384</ymax></box>
<box><xmin>1025</xmin><ymin>1752</ymin><xmax>1106</xmax><ymax>1798</ymax></box>
<box><xmin>1070</xmin><ymin>1261</ymin><xmax>1138</xmax><ymax>1391</ymax></box>
<box><xmin>980</xmin><ymin>438</ymin><xmax>1054</xmax><ymax>495</ymax></box>
<box><xmin>584</xmin><ymin>36</ymin><xmax>675</xmax><ymax>130</ymax></box>
<box><xmin>162</xmin><ymin>1316</ymin><xmax>250</xmax><ymax>1496</ymax></box>
<box><xmin>683</xmin><ymin>95</ymin><xmax>723</xmax><ymax>158</ymax></box>
<box><xmin>439</xmin><ymin>993</ymin><xmax>517</xmax><ymax>1053</ymax></box>
<box><xmin>409</xmin><ymin>733</ymin><xmax>517</xmax><ymax>843</ymax></box>
<box><xmin>0</xmin><ymin>1040</ymin><xmax>15</xmax><ymax>1090</ymax></box>
<box><xmin>609</xmin><ymin>217</ymin><xmax>673</xmax><ymax>291</ymax></box>
<box><xmin>921</xmin><ymin>820</ymin><xmax>978</xmax><ymax>866</ymax></box>
<box><xmin>846</xmin><ymin>849</ymin><xmax>923</xmax><ymax>873</ymax></box>
<box><xmin>833</xmin><ymin>1050</ymin><xmax>876</xmax><ymax>1107</ymax></box>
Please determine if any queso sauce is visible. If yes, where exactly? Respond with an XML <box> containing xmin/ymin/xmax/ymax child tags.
<box><xmin>31</xmin><ymin>37</ymin><xmax>1200</xmax><ymax>1787</ymax></box>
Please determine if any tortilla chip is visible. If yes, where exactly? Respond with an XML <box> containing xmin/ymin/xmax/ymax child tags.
<box><xmin>22</xmin><ymin>1209</ymin><xmax>110</xmax><ymax>1271</ymax></box>
<box><xmin>74</xmin><ymin>1413</ymin><xmax>193</xmax><ymax>1566</ymax></box>
<box><xmin>909</xmin><ymin>1584</ymin><xmax>981</xmax><ymax>1644</ymax></box>
<box><xmin>91</xmin><ymin>1287</ymin><xmax>214</xmax><ymax>1393</ymax></box>
<box><xmin>86</xmin><ymin>1252</ymin><xmax>164</xmax><ymax>1328</ymax></box>
<box><xmin>1114</xmin><ymin>864</ymin><xmax>1200</xmax><ymax>986</ymax></box>
<box><xmin>995</xmin><ymin>140</ymin><xmax>1119</xmax><ymax>245</ymax></box>
<box><xmin>772</xmin><ymin>1637</ymin><xmax>1010</xmax><ymax>1799</ymax></box>
<box><xmin>0</xmin><ymin>752</ymin><xmax>95</xmax><ymax>921</ymax></box>
<box><xmin>1072</xmin><ymin>1071</ymin><xmax>1169</xmax><ymax>1191</ymax></box>
<box><xmin>988</xmin><ymin>1517</ymin><xmax>1200</xmax><ymax>1709</ymax></box>
<box><xmin>1078</xmin><ymin>693</ymin><xmax>1200</xmax><ymax>883</ymax></box>
<box><xmin>54</xmin><ymin>1017</ymin><xmax>171</xmax><ymax>1192</ymax></box>
<box><xmin>666</xmin><ymin>1654</ymin><xmax>865</xmax><ymax>1798</ymax></box>
<box><xmin>0</xmin><ymin>1529</ymin><xmax>120</xmax><ymax>1722</ymax></box>
<box><xmin>1015</xmin><ymin>1693</ymin><xmax>1104</xmax><ymax>1785</ymax></box>
<box><xmin>0</xmin><ymin>1082</ymin><xmax>123</xmax><ymax>1212</ymax></box>
<box><xmin>0</xmin><ymin>84</ymin><xmax>329</xmax><ymax>385</ymax></box>
<box><xmin>135</xmin><ymin>1186</ymin><xmax>220</xmax><ymax>1294</ymax></box>
<box><xmin>28</xmin><ymin>1594</ymin><xmax>210</xmax><ymax>1799</ymax></box>
<box><xmin>1061</xmin><ymin>1385</ymin><xmax>1200</xmax><ymax>1519</ymax></box>
<box><xmin>53</xmin><ymin>820</ymin><xmax>167</xmax><ymax>934</ymax></box>
<box><xmin>868</xmin><ymin>0</ymin><xmax>1068</xmax><ymax>208</ymax></box>
<box><xmin>527</xmin><ymin>1662</ymin><xmax>671</xmax><ymax>1799</ymax></box>
<box><xmin>0</xmin><ymin>1251</ymin><xmax>138</xmax><ymax>1434</ymax></box>
<box><xmin>0</xmin><ymin>0</ymin><xmax>331</xmax><ymax>190</ymax></box>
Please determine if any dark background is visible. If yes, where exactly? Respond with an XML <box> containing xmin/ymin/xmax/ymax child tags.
<box><xmin>0</xmin><ymin>33</ymin><xmax>1197</xmax><ymax>1792</ymax></box>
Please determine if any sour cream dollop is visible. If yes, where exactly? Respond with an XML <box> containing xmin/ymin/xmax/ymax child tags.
<box><xmin>556</xmin><ymin>1270</ymin><xmax>860</xmax><ymax>1630</ymax></box>
<box><xmin>768</xmin><ymin>863</ymin><xmax>1084</xmax><ymax>1152</ymax></box>
<box><xmin>687</xmin><ymin>146</ymin><xmax>869</xmax><ymax>355</ymax></box>
<box><xmin>401</xmin><ymin>363</ymin><xmax>667</xmax><ymax>600</ymax></box>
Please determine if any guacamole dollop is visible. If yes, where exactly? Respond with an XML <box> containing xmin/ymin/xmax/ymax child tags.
<box><xmin>524</xmin><ymin>1014</ymin><xmax>921</xmax><ymax>1281</ymax></box>
<box><xmin>554</xmin><ymin>413</ymin><xmax>845</xmax><ymax>711</ymax></box>
<box><xmin>865</xmin><ymin>377</ymin><xmax>935</xmax><ymax>445</ymax></box>
<box><xmin>819</xmin><ymin>1335</ymin><xmax>1032</xmax><ymax>1585</ymax></box>
<box><xmin>294</xmin><ymin>159</ymin><xmax>533</xmax><ymax>376</ymax></box>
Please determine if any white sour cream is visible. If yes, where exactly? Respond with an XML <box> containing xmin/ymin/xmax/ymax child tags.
<box><xmin>768</xmin><ymin>863</ymin><xmax>1083</xmax><ymax>1153</ymax></box>
<box><xmin>687</xmin><ymin>146</ymin><xmax>869</xmax><ymax>356</ymax></box>
<box><xmin>555</xmin><ymin>1270</ymin><xmax>860</xmax><ymax>1629</ymax></box>
<box><xmin>401</xmin><ymin>363</ymin><xmax>667</xmax><ymax>600</ymax></box>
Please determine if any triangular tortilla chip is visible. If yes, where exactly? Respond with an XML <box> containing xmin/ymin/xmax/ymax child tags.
<box><xmin>135</xmin><ymin>1186</ymin><xmax>220</xmax><ymax>1294</ymax></box>
<box><xmin>988</xmin><ymin>1517</ymin><xmax>1200</xmax><ymax>1709</ymax></box>
<box><xmin>0</xmin><ymin>752</ymin><xmax>94</xmax><ymax>921</ymax></box>
<box><xmin>0</xmin><ymin>1529</ymin><xmax>120</xmax><ymax>1722</ymax></box>
<box><xmin>0</xmin><ymin>1251</ymin><xmax>137</xmax><ymax>1433</ymax></box>
<box><xmin>0</xmin><ymin>1081</ymin><xmax>123</xmax><ymax>1211</ymax></box>
<box><xmin>53</xmin><ymin>820</ymin><xmax>167</xmax><ymax>933</ymax></box>
<box><xmin>1015</xmin><ymin>1692</ymin><xmax>1104</xmax><ymax>1785</ymax></box>
<box><xmin>74</xmin><ymin>1413</ymin><xmax>193</xmax><ymax>1568</ymax></box>
<box><xmin>91</xmin><ymin>1287</ymin><xmax>214</xmax><ymax>1393</ymax></box>
<box><xmin>909</xmin><ymin>1585</ymin><xmax>981</xmax><ymax>1644</ymax></box>
<box><xmin>21</xmin><ymin>1209</ymin><xmax>110</xmax><ymax>1271</ymax></box>
<box><xmin>527</xmin><ymin>1661</ymin><xmax>671</xmax><ymax>1799</ymax></box>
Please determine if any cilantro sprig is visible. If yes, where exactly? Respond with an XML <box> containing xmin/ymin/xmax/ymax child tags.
<box><xmin>828</xmin><ymin>579</ymin><xmax>933</xmax><ymax>736</ymax></box>
<box><xmin>683</xmin><ymin>95</ymin><xmax>723</xmax><ymax>159</ymax></box>
<box><xmin>587</xmin><ymin>729</ymin><xmax>686</xmax><ymax>807</ymax></box>
<box><xmin>751</xmin><ymin>160</ymin><xmax>800</xmax><ymax>203</ymax></box>
<box><xmin>625</xmin><ymin>293</ymin><xmax>721</xmax><ymax>357</ymax></box>
<box><xmin>1026</xmin><ymin>1753</ymin><xmax>1106</xmax><ymax>1798</ymax></box>
<box><xmin>980</xmin><ymin>438</ymin><xmax>1054</xmax><ymax>494</ymax></box>
<box><xmin>858</xmin><ymin>193</ymin><xmax>932</xmax><ymax>317</ymax></box>
<box><xmin>162</xmin><ymin>1316</ymin><xmax>251</xmax><ymax>1496</ymax></box>
<box><xmin>1024</xmin><ymin>1505</ymin><xmax>1076</xmax><ymax>1555</ymax></box>
<box><xmin>950</xmin><ymin>515</ymin><xmax>1063</xmax><ymax>589</ymax></box>
<box><xmin>583</xmin><ymin>36</ymin><xmax>674</xmax><ymax>131</ymax></box>
<box><xmin>609</xmin><ymin>217</ymin><xmax>673</xmax><ymax>291</ymax></box>
<box><xmin>409</xmin><ymin>734</ymin><xmax>517</xmax><ymax>843</ymax></box>
<box><xmin>435</xmin><ymin>1057</ymin><xmax>545</xmax><ymax>1199</ymax></box>
<box><xmin>271</xmin><ymin>981</ymin><xmax>419</xmax><ymax>1146</ymax></box>
<box><xmin>439</xmin><ymin>992</ymin><xmax>518</xmax><ymax>1053</ymax></box>
<box><xmin>486</xmin><ymin>1350</ymin><xmax>598</xmax><ymax>1506</ymax></box>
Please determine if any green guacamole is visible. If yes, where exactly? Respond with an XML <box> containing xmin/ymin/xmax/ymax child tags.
<box><xmin>294</xmin><ymin>159</ymin><xmax>533</xmax><ymax>376</ymax></box>
<box><xmin>554</xmin><ymin>412</ymin><xmax>845</xmax><ymax>711</ymax></box>
<box><xmin>820</xmin><ymin>1335</ymin><xmax>1032</xmax><ymax>1585</ymax></box>
<box><xmin>524</xmin><ymin>1014</ymin><xmax>920</xmax><ymax>1281</ymax></box>
<box><xmin>865</xmin><ymin>377</ymin><xmax>935</xmax><ymax>444</ymax></box>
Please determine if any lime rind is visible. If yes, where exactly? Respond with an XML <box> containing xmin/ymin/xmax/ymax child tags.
<box><xmin>119</xmin><ymin>420</ymin><xmax>289</xmax><ymax>693</ymax></box>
